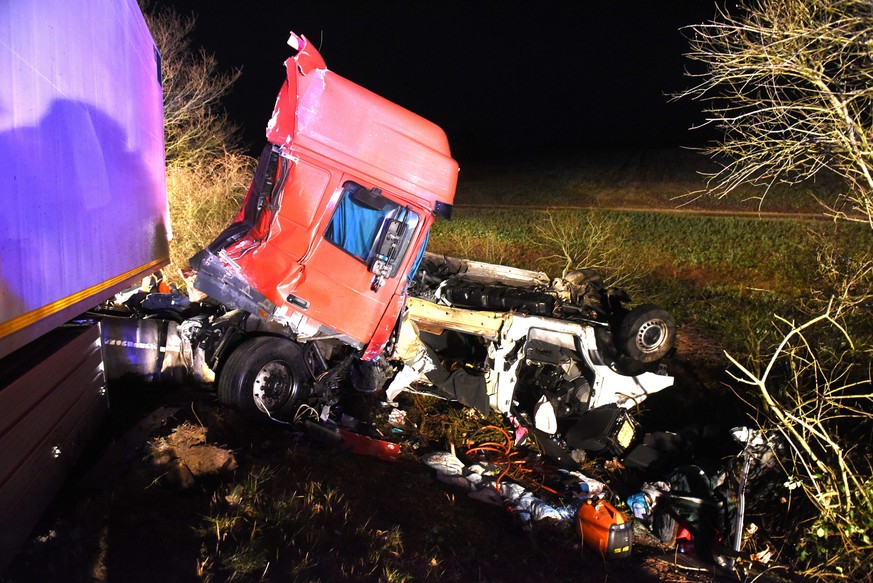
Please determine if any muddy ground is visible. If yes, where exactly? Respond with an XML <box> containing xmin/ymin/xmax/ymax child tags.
<box><xmin>2</xmin><ymin>334</ymin><xmax>788</xmax><ymax>583</ymax></box>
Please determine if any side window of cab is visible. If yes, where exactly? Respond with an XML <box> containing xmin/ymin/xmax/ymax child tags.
<box><xmin>325</xmin><ymin>181</ymin><xmax>420</xmax><ymax>280</ymax></box>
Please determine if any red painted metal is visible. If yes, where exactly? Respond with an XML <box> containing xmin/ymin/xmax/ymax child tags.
<box><xmin>338</xmin><ymin>428</ymin><xmax>402</xmax><ymax>462</ymax></box>
<box><xmin>223</xmin><ymin>32</ymin><xmax>458</xmax><ymax>355</ymax></box>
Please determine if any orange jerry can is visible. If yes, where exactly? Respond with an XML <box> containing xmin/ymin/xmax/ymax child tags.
<box><xmin>576</xmin><ymin>498</ymin><xmax>633</xmax><ymax>558</ymax></box>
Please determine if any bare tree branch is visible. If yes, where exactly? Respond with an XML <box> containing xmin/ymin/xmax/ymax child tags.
<box><xmin>142</xmin><ymin>3</ymin><xmax>243</xmax><ymax>167</ymax></box>
<box><xmin>725</xmin><ymin>305</ymin><xmax>873</xmax><ymax>577</ymax></box>
<box><xmin>138</xmin><ymin>2</ymin><xmax>254</xmax><ymax>285</ymax></box>
<box><xmin>674</xmin><ymin>0</ymin><xmax>873</xmax><ymax>229</ymax></box>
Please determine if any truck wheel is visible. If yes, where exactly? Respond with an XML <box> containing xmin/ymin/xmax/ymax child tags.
<box><xmin>617</xmin><ymin>304</ymin><xmax>675</xmax><ymax>364</ymax></box>
<box><xmin>218</xmin><ymin>336</ymin><xmax>309</xmax><ymax>421</ymax></box>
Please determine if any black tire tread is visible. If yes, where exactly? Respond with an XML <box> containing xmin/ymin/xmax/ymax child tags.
<box><xmin>217</xmin><ymin>336</ymin><xmax>308</xmax><ymax>421</ymax></box>
<box><xmin>617</xmin><ymin>304</ymin><xmax>675</xmax><ymax>364</ymax></box>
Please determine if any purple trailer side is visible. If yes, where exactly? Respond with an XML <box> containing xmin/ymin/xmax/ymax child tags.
<box><xmin>0</xmin><ymin>0</ymin><xmax>168</xmax><ymax>567</ymax></box>
<box><xmin>0</xmin><ymin>0</ymin><xmax>169</xmax><ymax>358</ymax></box>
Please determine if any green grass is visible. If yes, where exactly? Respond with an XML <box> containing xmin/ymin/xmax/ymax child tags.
<box><xmin>194</xmin><ymin>149</ymin><xmax>870</xmax><ymax>581</ymax></box>
<box><xmin>435</xmin><ymin>152</ymin><xmax>873</xmax><ymax>580</ymax></box>
<box><xmin>430</xmin><ymin>208</ymin><xmax>826</xmax><ymax>288</ymax></box>
<box><xmin>196</xmin><ymin>465</ymin><xmax>424</xmax><ymax>582</ymax></box>
<box><xmin>428</xmin><ymin>205</ymin><xmax>869</xmax><ymax>354</ymax></box>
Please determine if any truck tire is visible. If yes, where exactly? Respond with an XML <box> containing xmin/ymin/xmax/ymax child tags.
<box><xmin>617</xmin><ymin>304</ymin><xmax>675</xmax><ymax>364</ymax></box>
<box><xmin>218</xmin><ymin>336</ymin><xmax>310</xmax><ymax>421</ymax></box>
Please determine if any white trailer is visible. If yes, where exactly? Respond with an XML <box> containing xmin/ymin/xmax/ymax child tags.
<box><xmin>0</xmin><ymin>0</ymin><xmax>168</xmax><ymax>567</ymax></box>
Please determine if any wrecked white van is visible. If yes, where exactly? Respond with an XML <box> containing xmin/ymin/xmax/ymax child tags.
<box><xmin>383</xmin><ymin>253</ymin><xmax>676</xmax><ymax>462</ymax></box>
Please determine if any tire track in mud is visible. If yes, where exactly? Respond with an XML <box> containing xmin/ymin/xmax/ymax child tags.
<box><xmin>454</xmin><ymin>203</ymin><xmax>835</xmax><ymax>222</ymax></box>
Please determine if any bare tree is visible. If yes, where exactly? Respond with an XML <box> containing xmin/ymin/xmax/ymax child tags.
<box><xmin>726</xmin><ymin>306</ymin><xmax>873</xmax><ymax>579</ymax></box>
<box><xmin>142</xmin><ymin>3</ymin><xmax>242</xmax><ymax>166</ymax></box>
<box><xmin>804</xmin><ymin>230</ymin><xmax>873</xmax><ymax>321</ymax></box>
<box><xmin>533</xmin><ymin>211</ymin><xmax>644</xmax><ymax>292</ymax></box>
<box><xmin>139</xmin><ymin>2</ymin><xmax>253</xmax><ymax>285</ymax></box>
<box><xmin>675</xmin><ymin>0</ymin><xmax>873</xmax><ymax>229</ymax></box>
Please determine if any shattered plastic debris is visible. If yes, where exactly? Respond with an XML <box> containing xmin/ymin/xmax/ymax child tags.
<box><xmin>508</xmin><ymin>415</ymin><xmax>528</xmax><ymax>446</ymax></box>
<box><xmin>421</xmin><ymin>451</ymin><xmax>473</xmax><ymax>491</ymax></box>
<box><xmin>338</xmin><ymin>428</ymin><xmax>401</xmax><ymax>462</ymax></box>
<box><xmin>494</xmin><ymin>481</ymin><xmax>571</xmax><ymax>523</ymax></box>
<box><xmin>626</xmin><ymin>481</ymin><xmax>669</xmax><ymax>522</ymax></box>
<box><xmin>626</xmin><ymin>491</ymin><xmax>651</xmax><ymax>521</ymax></box>
<box><xmin>556</xmin><ymin>469</ymin><xmax>605</xmax><ymax>499</ymax></box>
<box><xmin>421</xmin><ymin>451</ymin><xmax>465</xmax><ymax>476</ymax></box>
<box><xmin>388</xmin><ymin>408</ymin><xmax>410</xmax><ymax>429</ymax></box>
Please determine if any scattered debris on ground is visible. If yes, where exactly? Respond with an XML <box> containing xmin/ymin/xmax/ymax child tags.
<box><xmin>2</xmin><ymin>365</ymin><xmax>795</xmax><ymax>583</ymax></box>
<box><xmin>3</xmin><ymin>255</ymin><xmax>796</xmax><ymax>581</ymax></box>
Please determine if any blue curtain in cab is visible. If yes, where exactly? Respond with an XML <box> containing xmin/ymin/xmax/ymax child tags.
<box><xmin>327</xmin><ymin>190</ymin><xmax>394</xmax><ymax>261</ymax></box>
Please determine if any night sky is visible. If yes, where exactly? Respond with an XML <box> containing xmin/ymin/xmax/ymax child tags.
<box><xmin>161</xmin><ymin>1</ymin><xmax>717</xmax><ymax>163</ymax></box>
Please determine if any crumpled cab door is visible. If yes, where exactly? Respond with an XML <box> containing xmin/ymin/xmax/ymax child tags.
<box><xmin>276</xmin><ymin>180</ymin><xmax>427</xmax><ymax>347</ymax></box>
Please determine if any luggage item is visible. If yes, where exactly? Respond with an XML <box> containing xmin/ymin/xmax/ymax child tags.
<box><xmin>576</xmin><ymin>498</ymin><xmax>633</xmax><ymax>558</ymax></box>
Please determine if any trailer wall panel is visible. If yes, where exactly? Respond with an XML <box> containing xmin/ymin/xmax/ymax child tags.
<box><xmin>0</xmin><ymin>324</ymin><xmax>106</xmax><ymax>568</ymax></box>
<box><xmin>0</xmin><ymin>0</ymin><xmax>169</xmax><ymax>358</ymax></box>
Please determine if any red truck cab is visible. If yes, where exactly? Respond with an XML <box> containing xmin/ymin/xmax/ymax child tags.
<box><xmin>181</xmin><ymin>32</ymin><xmax>675</xmax><ymax>450</ymax></box>
<box><xmin>192</xmin><ymin>32</ymin><xmax>458</xmax><ymax>361</ymax></box>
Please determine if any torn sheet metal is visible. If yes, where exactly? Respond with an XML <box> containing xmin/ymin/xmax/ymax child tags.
<box><xmin>391</xmin><ymin>297</ymin><xmax>674</xmax><ymax>417</ymax></box>
<box><xmin>338</xmin><ymin>428</ymin><xmax>402</xmax><ymax>462</ymax></box>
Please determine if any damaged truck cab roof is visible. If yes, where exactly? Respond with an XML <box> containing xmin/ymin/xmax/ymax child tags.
<box><xmin>268</xmin><ymin>32</ymin><xmax>457</xmax><ymax>211</ymax></box>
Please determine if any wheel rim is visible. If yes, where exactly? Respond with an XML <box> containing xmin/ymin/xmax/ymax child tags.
<box><xmin>252</xmin><ymin>360</ymin><xmax>297</xmax><ymax>411</ymax></box>
<box><xmin>635</xmin><ymin>320</ymin><xmax>667</xmax><ymax>354</ymax></box>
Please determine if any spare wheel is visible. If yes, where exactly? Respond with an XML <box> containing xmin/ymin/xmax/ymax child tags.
<box><xmin>617</xmin><ymin>304</ymin><xmax>675</xmax><ymax>363</ymax></box>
